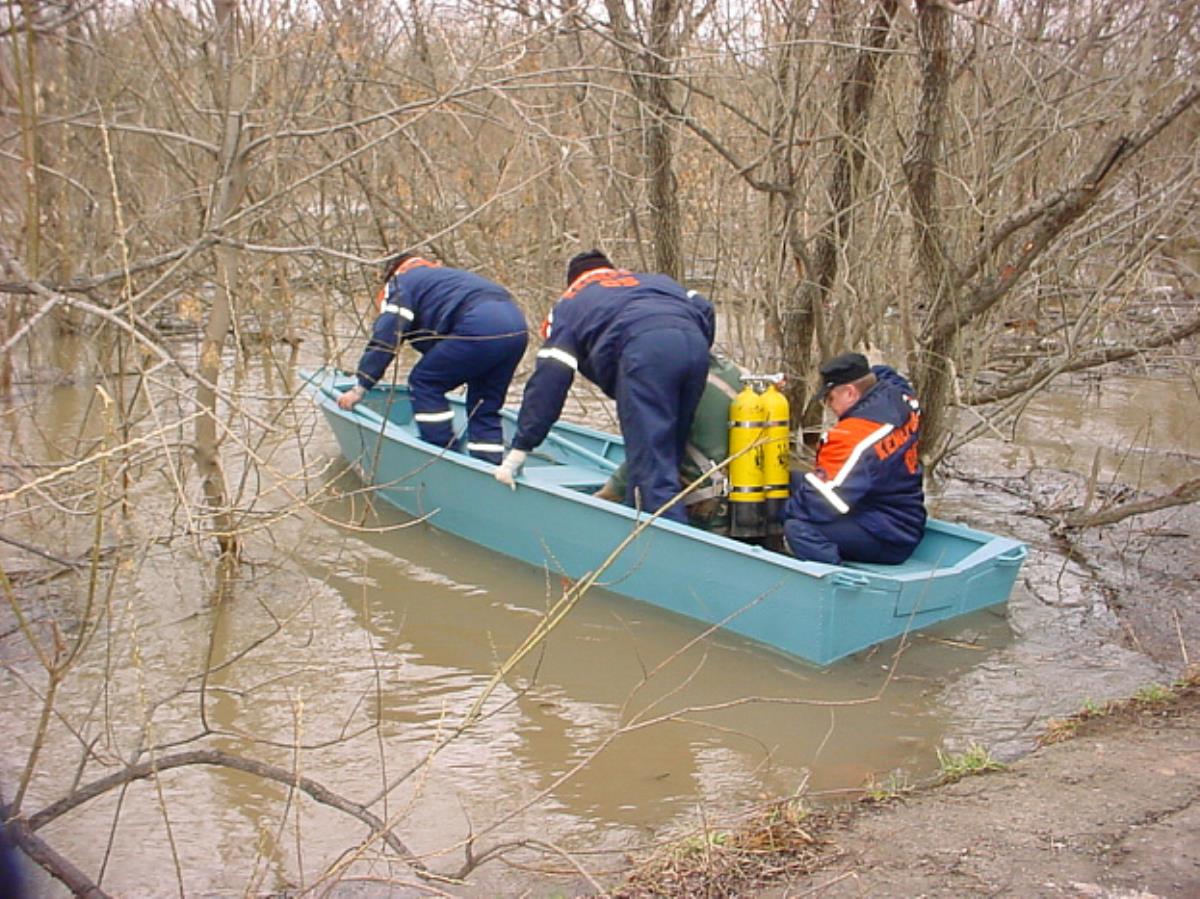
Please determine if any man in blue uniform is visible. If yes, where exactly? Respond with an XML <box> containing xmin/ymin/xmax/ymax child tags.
<box><xmin>594</xmin><ymin>353</ymin><xmax>742</xmax><ymax>533</ymax></box>
<box><xmin>781</xmin><ymin>352</ymin><xmax>926</xmax><ymax>564</ymax></box>
<box><xmin>494</xmin><ymin>250</ymin><xmax>714</xmax><ymax>523</ymax></box>
<box><xmin>339</xmin><ymin>254</ymin><xmax>528</xmax><ymax>464</ymax></box>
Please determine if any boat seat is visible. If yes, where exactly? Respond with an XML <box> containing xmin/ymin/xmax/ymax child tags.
<box><xmin>522</xmin><ymin>463</ymin><xmax>611</xmax><ymax>490</ymax></box>
<box><xmin>850</xmin><ymin>549</ymin><xmax>970</xmax><ymax>577</ymax></box>
<box><xmin>849</xmin><ymin>557</ymin><xmax>937</xmax><ymax>577</ymax></box>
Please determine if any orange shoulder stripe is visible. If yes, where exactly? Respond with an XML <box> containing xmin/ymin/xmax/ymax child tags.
<box><xmin>816</xmin><ymin>416</ymin><xmax>893</xmax><ymax>481</ymax></box>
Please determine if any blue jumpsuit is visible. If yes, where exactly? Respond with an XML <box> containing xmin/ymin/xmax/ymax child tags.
<box><xmin>782</xmin><ymin>366</ymin><xmax>926</xmax><ymax>564</ymax></box>
<box><xmin>353</xmin><ymin>258</ymin><xmax>528</xmax><ymax>464</ymax></box>
<box><xmin>512</xmin><ymin>267</ymin><xmax>714</xmax><ymax>522</ymax></box>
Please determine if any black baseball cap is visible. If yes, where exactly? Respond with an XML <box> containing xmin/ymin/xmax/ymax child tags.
<box><xmin>816</xmin><ymin>352</ymin><xmax>871</xmax><ymax>400</ymax></box>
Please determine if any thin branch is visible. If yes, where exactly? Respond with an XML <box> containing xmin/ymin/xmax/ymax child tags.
<box><xmin>934</xmin><ymin>82</ymin><xmax>1200</xmax><ymax>342</ymax></box>
<box><xmin>22</xmin><ymin>748</ymin><xmax>430</xmax><ymax>875</ymax></box>
<box><xmin>966</xmin><ymin>309</ymin><xmax>1200</xmax><ymax>404</ymax></box>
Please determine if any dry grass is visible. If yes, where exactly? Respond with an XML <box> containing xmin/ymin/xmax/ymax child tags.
<box><xmin>1037</xmin><ymin>667</ymin><xmax>1198</xmax><ymax>748</ymax></box>
<box><xmin>611</xmin><ymin>799</ymin><xmax>837</xmax><ymax>898</ymax></box>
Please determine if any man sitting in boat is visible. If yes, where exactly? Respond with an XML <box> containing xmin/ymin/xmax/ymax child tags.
<box><xmin>781</xmin><ymin>352</ymin><xmax>926</xmax><ymax>565</ymax></box>
<box><xmin>338</xmin><ymin>253</ymin><xmax>528</xmax><ymax>465</ymax></box>
<box><xmin>495</xmin><ymin>250</ymin><xmax>714</xmax><ymax>523</ymax></box>
<box><xmin>593</xmin><ymin>353</ymin><xmax>742</xmax><ymax>534</ymax></box>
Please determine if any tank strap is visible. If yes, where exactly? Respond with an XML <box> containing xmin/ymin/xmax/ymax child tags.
<box><xmin>684</xmin><ymin>445</ymin><xmax>727</xmax><ymax>504</ymax></box>
<box><xmin>706</xmin><ymin>371</ymin><xmax>739</xmax><ymax>400</ymax></box>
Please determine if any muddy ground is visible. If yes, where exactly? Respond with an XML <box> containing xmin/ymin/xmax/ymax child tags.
<box><xmin>613</xmin><ymin>448</ymin><xmax>1200</xmax><ymax>899</ymax></box>
<box><xmin>751</xmin><ymin>677</ymin><xmax>1200</xmax><ymax>899</ymax></box>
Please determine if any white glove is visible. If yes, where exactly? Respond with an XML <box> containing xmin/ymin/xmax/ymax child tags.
<box><xmin>337</xmin><ymin>384</ymin><xmax>366</xmax><ymax>410</ymax></box>
<box><xmin>494</xmin><ymin>449</ymin><xmax>527</xmax><ymax>490</ymax></box>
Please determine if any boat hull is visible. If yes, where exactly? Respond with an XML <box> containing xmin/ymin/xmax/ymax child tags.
<box><xmin>304</xmin><ymin>369</ymin><xmax>1026</xmax><ymax>666</ymax></box>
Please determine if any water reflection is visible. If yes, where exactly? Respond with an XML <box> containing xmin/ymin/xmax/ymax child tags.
<box><xmin>301</xmin><ymin>476</ymin><xmax>1004</xmax><ymax>836</ymax></box>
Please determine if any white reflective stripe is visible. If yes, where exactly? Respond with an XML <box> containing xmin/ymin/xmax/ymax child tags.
<box><xmin>805</xmin><ymin>471</ymin><xmax>850</xmax><ymax>514</ymax></box>
<box><xmin>804</xmin><ymin>421</ymin><xmax>894</xmax><ymax>514</ymax></box>
<box><xmin>537</xmin><ymin>347</ymin><xmax>578</xmax><ymax>370</ymax></box>
<box><xmin>413</xmin><ymin>410</ymin><xmax>455</xmax><ymax>423</ymax></box>
<box><xmin>828</xmin><ymin>423</ymin><xmax>893</xmax><ymax>489</ymax></box>
<box><xmin>467</xmin><ymin>442</ymin><xmax>505</xmax><ymax>453</ymax></box>
<box><xmin>381</xmin><ymin>303</ymin><xmax>415</xmax><ymax>321</ymax></box>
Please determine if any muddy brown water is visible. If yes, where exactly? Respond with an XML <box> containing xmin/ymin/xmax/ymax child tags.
<box><xmin>1</xmin><ymin>361</ymin><xmax>1194</xmax><ymax>896</ymax></box>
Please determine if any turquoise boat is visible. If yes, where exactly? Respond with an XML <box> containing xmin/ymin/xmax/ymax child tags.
<box><xmin>304</xmin><ymin>368</ymin><xmax>1026</xmax><ymax>666</ymax></box>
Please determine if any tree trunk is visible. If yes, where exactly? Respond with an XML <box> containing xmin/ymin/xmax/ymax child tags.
<box><xmin>194</xmin><ymin>0</ymin><xmax>249</xmax><ymax>565</ymax></box>
<box><xmin>782</xmin><ymin>0</ymin><xmax>898</xmax><ymax>426</ymax></box>
<box><xmin>604</xmin><ymin>0</ymin><xmax>684</xmax><ymax>279</ymax></box>
<box><xmin>646</xmin><ymin>0</ymin><xmax>683</xmax><ymax>280</ymax></box>
<box><xmin>904</xmin><ymin>0</ymin><xmax>955</xmax><ymax>465</ymax></box>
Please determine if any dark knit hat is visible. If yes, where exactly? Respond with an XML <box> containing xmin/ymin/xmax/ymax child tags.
<box><xmin>816</xmin><ymin>352</ymin><xmax>871</xmax><ymax>400</ymax></box>
<box><xmin>566</xmin><ymin>249</ymin><xmax>613</xmax><ymax>286</ymax></box>
<box><xmin>382</xmin><ymin>253</ymin><xmax>414</xmax><ymax>281</ymax></box>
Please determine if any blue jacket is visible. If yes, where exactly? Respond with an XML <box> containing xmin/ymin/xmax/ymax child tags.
<box><xmin>355</xmin><ymin>257</ymin><xmax>514</xmax><ymax>388</ymax></box>
<box><xmin>783</xmin><ymin>365</ymin><xmax>926</xmax><ymax>550</ymax></box>
<box><xmin>513</xmin><ymin>268</ymin><xmax>715</xmax><ymax>452</ymax></box>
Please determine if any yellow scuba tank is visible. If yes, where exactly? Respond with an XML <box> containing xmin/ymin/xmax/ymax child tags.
<box><xmin>761</xmin><ymin>379</ymin><xmax>790</xmax><ymax>535</ymax></box>
<box><xmin>728</xmin><ymin>379</ymin><xmax>767</xmax><ymax>538</ymax></box>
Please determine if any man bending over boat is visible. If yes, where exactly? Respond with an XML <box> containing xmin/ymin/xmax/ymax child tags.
<box><xmin>338</xmin><ymin>253</ymin><xmax>528</xmax><ymax>464</ymax></box>
<box><xmin>495</xmin><ymin>250</ymin><xmax>715</xmax><ymax>524</ymax></box>
<box><xmin>594</xmin><ymin>353</ymin><xmax>742</xmax><ymax>534</ymax></box>
<box><xmin>781</xmin><ymin>352</ymin><xmax>926</xmax><ymax>565</ymax></box>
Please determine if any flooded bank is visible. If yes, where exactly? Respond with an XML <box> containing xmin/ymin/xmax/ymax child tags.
<box><xmin>2</xmin><ymin>363</ymin><xmax>1197</xmax><ymax>895</ymax></box>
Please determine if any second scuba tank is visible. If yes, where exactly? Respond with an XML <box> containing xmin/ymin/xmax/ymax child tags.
<box><xmin>761</xmin><ymin>379</ymin><xmax>790</xmax><ymax>535</ymax></box>
<box><xmin>728</xmin><ymin>380</ymin><xmax>767</xmax><ymax>538</ymax></box>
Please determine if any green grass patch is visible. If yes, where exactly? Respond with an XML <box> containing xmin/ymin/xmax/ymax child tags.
<box><xmin>936</xmin><ymin>743</ymin><xmax>1005</xmax><ymax>782</ymax></box>
<box><xmin>1134</xmin><ymin>682</ymin><xmax>1174</xmax><ymax>703</ymax></box>
<box><xmin>863</xmin><ymin>770</ymin><xmax>912</xmax><ymax>802</ymax></box>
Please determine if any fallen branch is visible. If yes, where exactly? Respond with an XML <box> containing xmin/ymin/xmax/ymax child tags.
<box><xmin>1059</xmin><ymin>477</ymin><xmax>1200</xmax><ymax>529</ymax></box>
